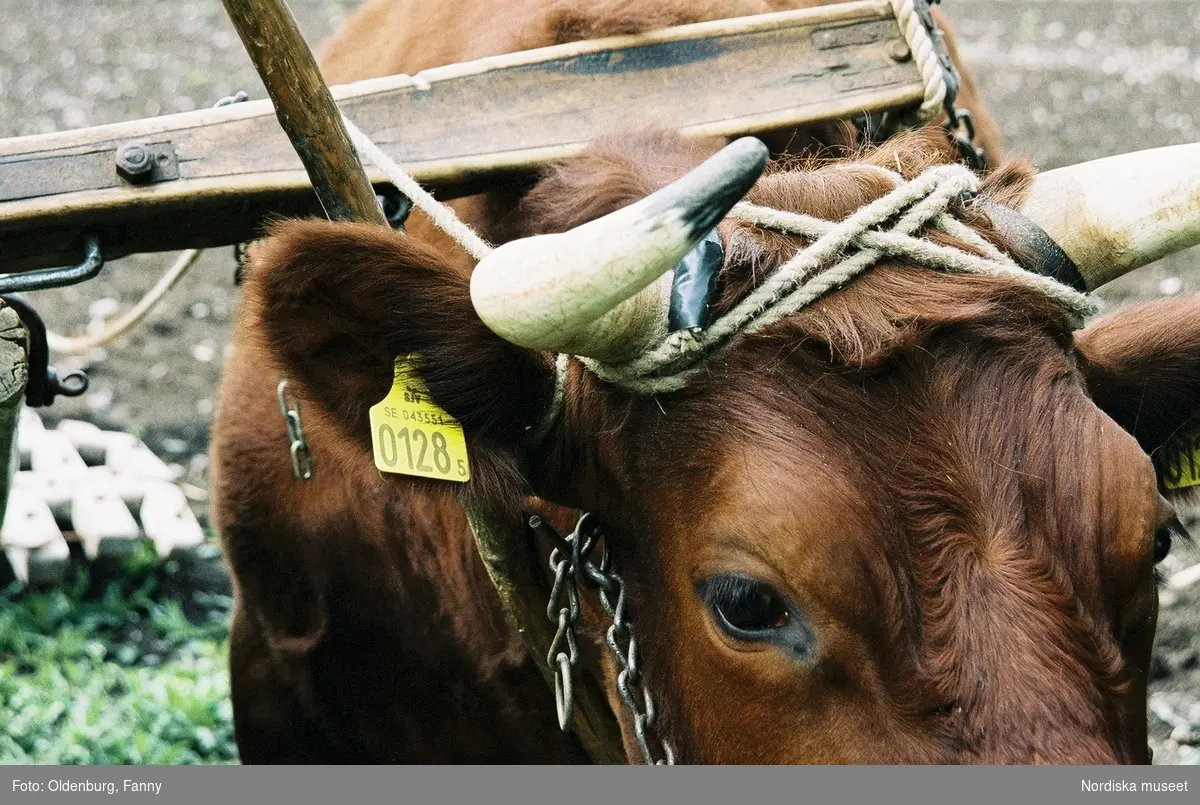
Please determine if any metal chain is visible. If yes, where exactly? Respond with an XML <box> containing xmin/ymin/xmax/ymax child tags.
<box><xmin>532</xmin><ymin>512</ymin><xmax>675</xmax><ymax>765</ymax></box>
<box><xmin>914</xmin><ymin>0</ymin><xmax>986</xmax><ymax>169</ymax></box>
<box><xmin>277</xmin><ymin>379</ymin><xmax>313</xmax><ymax>480</ymax></box>
<box><xmin>854</xmin><ymin>0</ymin><xmax>984</xmax><ymax>169</ymax></box>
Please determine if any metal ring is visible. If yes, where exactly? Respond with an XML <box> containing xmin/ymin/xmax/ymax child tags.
<box><xmin>553</xmin><ymin>652</ymin><xmax>574</xmax><ymax>730</ymax></box>
<box><xmin>289</xmin><ymin>441</ymin><xmax>313</xmax><ymax>481</ymax></box>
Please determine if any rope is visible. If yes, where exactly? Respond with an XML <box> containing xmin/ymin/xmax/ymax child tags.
<box><xmin>891</xmin><ymin>0</ymin><xmax>948</xmax><ymax>123</ymax></box>
<box><xmin>330</xmin><ymin>116</ymin><xmax>1096</xmax><ymax>404</ymax></box>
<box><xmin>341</xmin><ymin>115</ymin><xmax>493</xmax><ymax>261</ymax></box>
<box><xmin>581</xmin><ymin>164</ymin><xmax>1097</xmax><ymax>395</ymax></box>
<box><xmin>339</xmin><ymin>114</ymin><xmax>579</xmax><ymax>445</ymax></box>
<box><xmin>47</xmin><ymin>248</ymin><xmax>204</xmax><ymax>355</ymax></box>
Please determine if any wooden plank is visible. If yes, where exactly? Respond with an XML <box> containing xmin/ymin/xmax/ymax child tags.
<box><xmin>140</xmin><ymin>481</ymin><xmax>206</xmax><ymax>562</ymax></box>
<box><xmin>72</xmin><ymin>474</ymin><xmax>145</xmax><ymax>561</ymax></box>
<box><xmin>0</xmin><ymin>0</ymin><xmax>919</xmax><ymax>272</ymax></box>
<box><xmin>220</xmin><ymin>0</ymin><xmax>386</xmax><ymax>226</ymax></box>
<box><xmin>8</xmin><ymin>409</ymin><xmax>212</xmax><ymax>586</ymax></box>
<box><xmin>1</xmin><ymin>475</ymin><xmax>70</xmax><ymax>587</ymax></box>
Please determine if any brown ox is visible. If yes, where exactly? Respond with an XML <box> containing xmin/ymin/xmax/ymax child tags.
<box><xmin>211</xmin><ymin>0</ymin><xmax>1199</xmax><ymax>764</ymax></box>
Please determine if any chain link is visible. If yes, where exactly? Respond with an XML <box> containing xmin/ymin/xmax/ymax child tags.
<box><xmin>854</xmin><ymin>0</ymin><xmax>984</xmax><ymax>169</ymax></box>
<box><xmin>532</xmin><ymin>512</ymin><xmax>675</xmax><ymax>765</ymax></box>
<box><xmin>277</xmin><ymin>379</ymin><xmax>314</xmax><ymax>481</ymax></box>
<box><xmin>916</xmin><ymin>0</ymin><xmax>986</xmax><ymax>169</ymax></box>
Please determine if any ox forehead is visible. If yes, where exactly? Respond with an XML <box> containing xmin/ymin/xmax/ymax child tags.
<box><xmin>507</xmin><ymin>132</ymin><xmax>1175</xmax><ymax>756</ymax></box>
<box><xmin>633</xmin><ymin>279</ymin><xmax>1158</xmax><ymax>676</ymax></box>
<box><xmin>492</xmin><ymin>132</ymin><xmax>1196</xmax><ymax>761</ymax></box>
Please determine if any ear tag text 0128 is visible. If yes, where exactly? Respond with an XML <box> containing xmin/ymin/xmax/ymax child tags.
<box><xmin>369</xmin><ymin>356</ymin><xmax>470</xmax><ymax>482</ymax></box>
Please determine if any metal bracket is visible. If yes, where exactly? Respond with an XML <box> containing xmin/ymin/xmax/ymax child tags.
<box><xmin>0</xmin><ymin>234</ymin><xmax>104</xmax><ymax>295</ymax></box>
<box><xmin>0</xmin><ymin>294</ymin><xmax>89</xmax><ymax>407</ymax></box>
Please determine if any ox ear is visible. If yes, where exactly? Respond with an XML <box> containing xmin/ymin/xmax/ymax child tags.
<box><xmin>241</xmin><ymin>219</ymin><xmax>555</xmax><ymax>481</ymax></box>
<box><xmin>1075</xmin><ymin>295</ymin><xmax>1200</xmax><ymax>493</ymax></box>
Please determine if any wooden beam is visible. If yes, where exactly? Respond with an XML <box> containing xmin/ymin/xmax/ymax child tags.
<box><xmin>219</xmin><ymin>0</ymin><xmax>387</xmax><ymax>226</ymax></box>
<box><xmin>0</xmin><ymin>304</ymin><xmax>29</xmax><ymax>546</ymax></box>
<box><xmin>0</xmin><ymin>0</ymin><xmax>920</xmax><ymax>272</ymax></box>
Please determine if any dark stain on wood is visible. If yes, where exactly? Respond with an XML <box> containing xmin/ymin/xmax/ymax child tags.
<box><xmin>811</xmin><ymin>19</ymin><xmax>898</xmax><ymax>50</ymax></box>
<box><xmin>552</xmin><ymin>38</ymin><xmax>724</xmax><ymax>75</ymax></box>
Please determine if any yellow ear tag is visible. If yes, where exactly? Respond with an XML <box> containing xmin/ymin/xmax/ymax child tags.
<box><xmin>369</xmin><ymin>356</ymin><xmax>470</xmax><ymax>482</ymax></box>
<box><xmin>1159</xmin><ymin>424</ymin><xmax>1200</xmax><ymax>490</ymax></box>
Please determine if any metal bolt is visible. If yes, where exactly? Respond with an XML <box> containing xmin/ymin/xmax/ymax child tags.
<box><xmin>115</xmin><ymin>141</ymin><xmax>155</xmax><ymax>181</ymax></box>
<box><xmin>887</xmin><ymin>40</ymin><xmax>912</xmax><ymax>62</ymax></box>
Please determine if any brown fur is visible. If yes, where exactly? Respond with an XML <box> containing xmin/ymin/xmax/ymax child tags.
<box><xmin>211</xmin><ymin>2</ymin><xmax>1197</xmax><ymax>765</ymax></box>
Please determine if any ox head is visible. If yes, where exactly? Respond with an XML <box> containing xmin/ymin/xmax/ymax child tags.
<box><xmin>243</xmin><ymin>129</ymin><xmax>1200</xmax><ymax>764</ymax></box>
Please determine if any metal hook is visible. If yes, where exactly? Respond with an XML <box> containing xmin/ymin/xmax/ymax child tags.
<box><xmin>0</xmin><ymin>293</ymin><xmax>89</xmax><ymax>407</ymax></box>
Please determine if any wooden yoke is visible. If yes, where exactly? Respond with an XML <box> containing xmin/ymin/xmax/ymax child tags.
<box><xmin>0</xmin><ymin>0</ymin><xmax>923</xmax><ymax>273</ymax></box>
<box><xmin>217</xmin><ymin>0</ymin><xmax>627</xmax><ymax>764</ymax></box>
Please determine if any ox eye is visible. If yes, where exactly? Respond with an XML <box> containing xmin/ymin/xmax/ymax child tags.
<box><xmin>701</xmin><ymin>576</ymin><xmax>788</xmax><ymax>635</ymax></box>
<box><xmin>698</xmin><ymin>576</ymin><xmax>815</xmax><ymax>659</ymax></box>
<box><xmin>1154</xmin><ymin>520</ymin><xmax>1184</xmax><ymax>565</ymax></box>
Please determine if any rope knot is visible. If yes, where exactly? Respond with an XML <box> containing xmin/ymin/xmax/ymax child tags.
<box><xmin>334</xmin><ymin>112</ymin><xmax>1094</xmax><ymax>403</ymax></box>
<box><xmin>667</xmin><ymin>329</ymin><xmax>704</xmax><ymax>355</ymax></box>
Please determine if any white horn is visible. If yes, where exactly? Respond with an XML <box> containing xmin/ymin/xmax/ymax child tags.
<box><xmin>470</xmin><ymin>137</ymin><xmax>769</xmax><ymax>361</ymax></box>
<box><xmin>1018</xmin><ymin>142</ymin><xmax>1200</xmax><ymax>289</ymax></box>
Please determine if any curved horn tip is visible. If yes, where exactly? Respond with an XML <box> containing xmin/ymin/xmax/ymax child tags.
<box><xmin>470</xmin><ymin>137</ymin><xmax>771</xmax><ymax>360</ymax></box>
<box><xmin>650</xmin><ymin>137</ymin><xmax>770</xmax><ymax>240</ymax></box>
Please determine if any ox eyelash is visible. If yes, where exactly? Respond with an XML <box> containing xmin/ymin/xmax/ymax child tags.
<box><xmin>1153</xmin><ymin>519</ymin><xmax>1194</xmax><ymax>589</ymax></box>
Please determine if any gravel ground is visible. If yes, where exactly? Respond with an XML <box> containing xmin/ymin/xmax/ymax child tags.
<box><xmin>1</xmin><ymin>0</ymin><xmax>1198</xmax><ymax>764</ymax></box>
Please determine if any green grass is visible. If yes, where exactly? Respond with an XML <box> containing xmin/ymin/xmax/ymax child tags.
<box><xmin>0</xmin><ymin>546</ymin><xmax>237</xmax><ymax>764</ymax></box>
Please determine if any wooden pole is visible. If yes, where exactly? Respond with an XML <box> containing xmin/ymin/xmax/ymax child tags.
<box><xmin>219</xmin><ymin>0</ymin><xmax>387</xmax><ymax>226</ymax></box>
<box><xmin>0</xmin><ymin>303</ymin><xmax>29</xmax><ymax>539</ymax></box>
<box><xmin>218</xmin><ymin>0</ymin><xmax>626</xmax><ymax>763</ymax></box>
